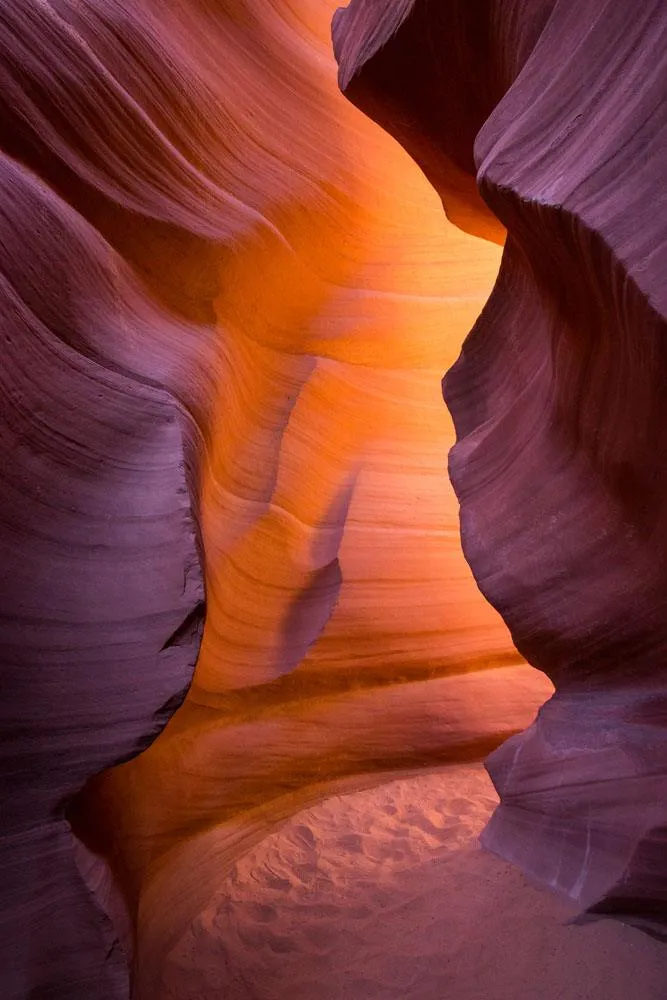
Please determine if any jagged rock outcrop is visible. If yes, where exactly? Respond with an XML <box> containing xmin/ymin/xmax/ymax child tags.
<box><xmin>334</xmin><ymin>0</ymin><xmax>667</xmax><ymax>938</ymax></box>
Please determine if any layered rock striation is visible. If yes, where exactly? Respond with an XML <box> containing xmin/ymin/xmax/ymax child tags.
<box><xmin>0</xmin><ymin>2</ymin><xmax>556</xmax><ymax>997</ymax></box>
<box><xmin>0</xmin><ymin>127</ymin><xmax>211</xmax><ymax>1000</ymax></box>
<box><xmin>335</xmin><ymin>0</ymin><xmax>667</xmax><ymax>938</ymax></box>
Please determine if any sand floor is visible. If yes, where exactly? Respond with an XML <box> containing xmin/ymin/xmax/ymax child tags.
<box><xmin>154</xmin><ymin>765</ymin><xmax>667</xmax><ymax>999</ymax></box>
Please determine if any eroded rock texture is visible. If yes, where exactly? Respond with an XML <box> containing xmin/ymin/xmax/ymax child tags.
<box><xmin>0</xmin><ymin>1</ymin><xmax>557</xmax><ymax>997</ymax></box>
<box><xmin>335</xmin><ymin>0</ymin><xmax>667</xmax><ymax>938</ymax></box>
<box><xmin>0</xmin><ymin>139</ymin><xmax>206</xmax><ymax>997</ymax></box>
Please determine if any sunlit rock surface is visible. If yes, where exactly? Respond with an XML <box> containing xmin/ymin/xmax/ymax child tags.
<box><xmin>0</xmin><ymin>1</ymin><xmax>549</xmax><ymax>996</ymax></box>
<box><xmin>71</xmin><ymin>0</ymin><xmax>554</xmax><ymax>988</ymax></box>
<box><xmin>335</xmin><ymin>0</ymin><xmax>667</xmax><ymax>939</ymax></box>
<box><xmin>1</xmin><ymin>1</ymin><xmax>554</xmax><ymax>996</ymax></box>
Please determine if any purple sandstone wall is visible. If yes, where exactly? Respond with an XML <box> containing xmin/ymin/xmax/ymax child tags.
<box><xmin>335</xmin><ymin>0</ymin><xmax>667</xmax><ymax>937</ymax></box>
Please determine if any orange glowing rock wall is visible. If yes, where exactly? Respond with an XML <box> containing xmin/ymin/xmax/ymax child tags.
<box><xmin>80</xmin><ymin>6</ymin><xmax>554</xmax><ymax>992</ymax></box>
<box><xmin>0</xmin><ymin>2</ymin><xmax>553</xmax><ymax>996</ymax></box>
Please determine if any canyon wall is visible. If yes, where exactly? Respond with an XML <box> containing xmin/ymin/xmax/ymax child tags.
<box><xmin>335</xmin><ymin>0</ymin><xmax>667</xmax><ymax>940</ymax></box>
<box><xmin>0</xmin><ymin>1</ymin><xmax>554</xmax><ymax>996</ymax></box>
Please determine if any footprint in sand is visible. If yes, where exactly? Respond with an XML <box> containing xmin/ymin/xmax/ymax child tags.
<box><xmin>293</xmin><ymin>824</ymin><xmax>316</xmax><ymax>848</ymax></box>
<box><xmin>337</xmin><ymin>833</ymin><xmax>365</xmax><ymax>853</ymax></box>
<box><xmin>448</xmin><ymin>797</ymin><xmax>480</xmax><ymax>817</ymax></box>
<box><xmin>245</xmin><ymin>903</ymin><xmax>277</xmax><ymax>924</ymax></box>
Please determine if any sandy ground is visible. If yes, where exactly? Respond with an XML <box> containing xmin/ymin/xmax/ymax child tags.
<box><xmin>154</xmin><ymin>765</ymin><xmax>667</xmax><ymax>1000</ymax></box>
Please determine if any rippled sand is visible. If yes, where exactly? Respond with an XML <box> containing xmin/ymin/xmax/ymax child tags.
<box><xmin>154</xmin><ymin>766</ymin><xmax>667</xmax><ymax>1000</ymax></box>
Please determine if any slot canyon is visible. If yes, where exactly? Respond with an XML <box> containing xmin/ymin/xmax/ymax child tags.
<box><xmin>1</xmin><ymin>1</ymin><xmax>666</xmax><ymax>997</ymax></box>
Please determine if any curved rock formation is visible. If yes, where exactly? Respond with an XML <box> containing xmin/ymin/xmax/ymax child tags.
<box><xmin>334</xmin><ymin>0</ymin><xmax>667</xmax><ymax>939</ymax></box>
<box><xmin>0</xmin><ymin>142</ymin><xmax>206</xmax><ymax>1000</ymax></box>
<box><xmin>1</xmin><ymin>1</ymin><xmax>558</xmax><ymax>996</ymax></box>
<box><xmin>71</xmin><ymin>6</ymin><xmax>552</xmax><ymax>993</ymax></box>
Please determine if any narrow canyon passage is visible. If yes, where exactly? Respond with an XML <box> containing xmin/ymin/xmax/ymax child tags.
<box><xmin>64</xmin><ymin>0</ymin><xmax>555</xmax><ymax>988</ymax></box>
<box><xmin>2</xmin><ymin>0</ymin><xmax>667</xmax><ymax>997</ymax></box>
